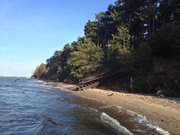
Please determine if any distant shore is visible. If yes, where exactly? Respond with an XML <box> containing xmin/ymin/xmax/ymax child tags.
<box><xmin>44</xmin><ymin>81</ymin><xmax>180</xmax><ymax>135</ymax></box>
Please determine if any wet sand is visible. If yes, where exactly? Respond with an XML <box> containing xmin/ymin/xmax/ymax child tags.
<box><xmin>45</xmin><ymin>81</ymin><xmax>180</xmax><ymax>135</ymax></box>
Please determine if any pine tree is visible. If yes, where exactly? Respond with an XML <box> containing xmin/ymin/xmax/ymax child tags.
<box><xmin>67</xmin><ymin>39</ymin><xmax>104</xmax><ymax>78</ymax></box>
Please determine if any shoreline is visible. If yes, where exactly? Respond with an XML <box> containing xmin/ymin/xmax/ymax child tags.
<box><xmin>44</xmin><ymin>81</ymin><xmax>180</xmax><ymax>135</ymax></box>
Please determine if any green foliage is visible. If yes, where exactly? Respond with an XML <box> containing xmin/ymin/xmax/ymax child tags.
<box><xmin>84</xmin><ymin>21</ymin><xmax>99</xmax><ymax>45</ymax></box>
<box><xmin>111</xmin><ymin>26</ymin><xmax>131</xmax><ymax>55</ymax></box>
<box><xmin>33</xmin><ymin>0</ymin><xmax>180</xmax><ymax>97</ymax></box>
<box><xmin>46</xmin><ymin>50</ymin><xmax>62</xmax><ymax>80</ymax></box>
<box><xmin>107</xmin><ymin>26</ymin><xmax>131</xmax><ymax>68</ymax></box>
<box><xmin>33</xmin><ymin>63</ymin><xmax>48</xmax><ymax>79</ymax></box>
<box><xmin>84</xmin><ymin>9</ymin><xmax>117</xmax><ymax>47</ymax></box>
<box><xmin>150</xmin><ymin>22</ymin><xmax>180</xmax><ymax>58</ymax></box>
<box><xmin>46</xmin><ymin>44</ymin><xmax>73</xmax><ymax>81</ymax></box>
<box><xmin>67</xmin><ymin>39</ymin><xmax>104</xmax><ymax>78</ymax></box>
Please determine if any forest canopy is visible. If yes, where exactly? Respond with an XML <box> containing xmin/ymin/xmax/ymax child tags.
<box><xmin>33</xmin><ymin>0</ymin><xmax>180</xmax><ymax>97</ymax></box>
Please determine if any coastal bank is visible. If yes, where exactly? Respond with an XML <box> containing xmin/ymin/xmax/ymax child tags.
<box><xmin>44</xmin><ymin>81</ymin><xmax>180</xmax><ymax>135</ymax></box>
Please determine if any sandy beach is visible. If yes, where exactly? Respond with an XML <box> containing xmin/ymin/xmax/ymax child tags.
<box><xmin>45</xmin><ymin>81</ymin><xmax>180</xmax><ymax>135</ymax></box>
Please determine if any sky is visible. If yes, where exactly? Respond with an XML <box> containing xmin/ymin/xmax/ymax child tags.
<box><xmin>0</xmin><ymin>0</ymin><xmax>116</xmax><ymax>77</ymax></box>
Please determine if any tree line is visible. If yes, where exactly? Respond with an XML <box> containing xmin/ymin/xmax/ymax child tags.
<box><xmin>33</xmin><ymin>0</ymin><xmax>180</xmax><ymax>97</ymax></box>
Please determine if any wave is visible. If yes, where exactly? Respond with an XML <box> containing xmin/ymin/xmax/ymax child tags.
<box><xmin>100</xmin><ymin>112</ymin><xmax>134</xmax><ymax>135</ymax></box>
<box><xmin>92</xmin><ymin>105</ymin><xmax>170</xmax><ymax>135</ymax></box>
<box><xmin>117</xmin><ymin>106</ymin><xmax>170</xmax><ymax>135</ymax></box>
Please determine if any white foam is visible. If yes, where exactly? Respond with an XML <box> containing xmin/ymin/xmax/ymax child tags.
<box><xmin>33</xmin><ymin>79</ymin><xmax>44</xmax><ymax>83</ymax></box>
<box><xmin>100</xmin><ymin>112</ymin><xmax>134</xmax><ymax>135</ymax></box>
<box><xmin>117</xmin><ymin>106</ymin><xmax>170</xmax><ymax>135</ymax></box>
<box><xmin>146</xmin><ymin>123</ymin><xmax>170</xmax><ymax>135</ymax></box>
<box><xmin>88</xmin><ymin>107</ymin><xmax>99</xmax><ymax>113</ymax></box>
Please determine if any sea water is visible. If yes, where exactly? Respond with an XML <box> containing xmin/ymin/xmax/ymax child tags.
<box><xmin>0</xmin><ymin>77</ymin><xmax>169</xmax><ymax>135</ymax></box>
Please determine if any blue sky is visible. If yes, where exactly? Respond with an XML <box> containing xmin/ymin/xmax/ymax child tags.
<box><xmin>0</xmin><ymin>0</ymin><xmax>115</xmax><ymax>77</ymax></box>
